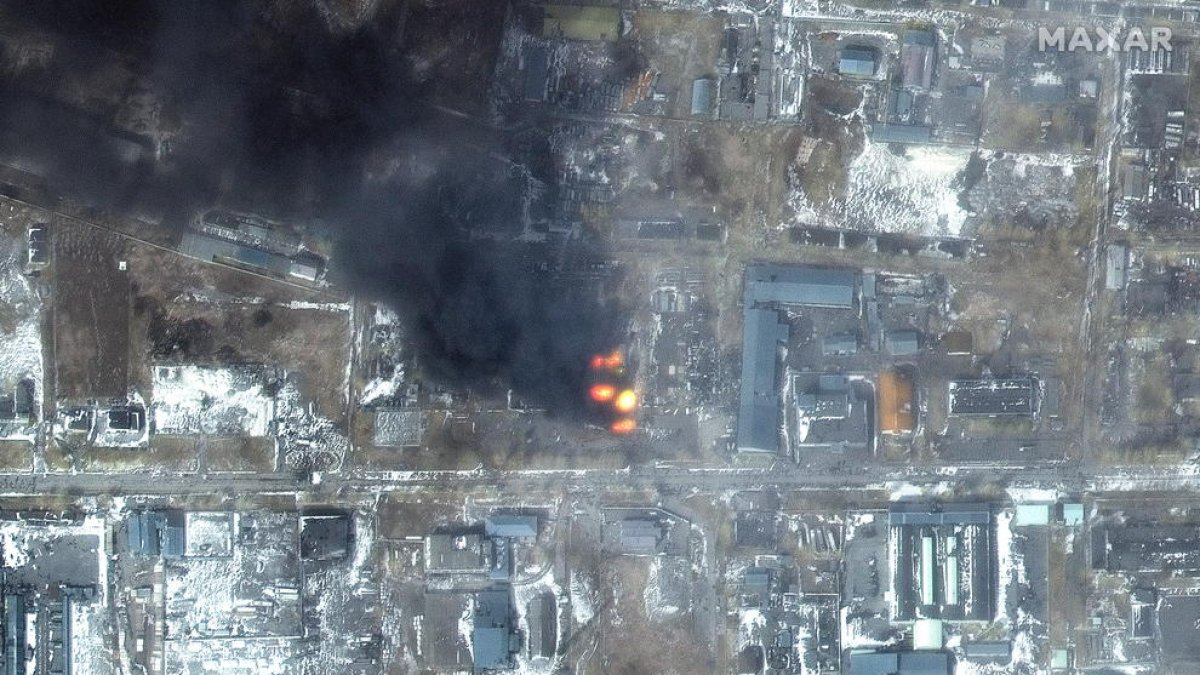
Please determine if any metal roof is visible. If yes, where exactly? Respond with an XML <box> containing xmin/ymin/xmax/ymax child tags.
<box><xmin>472</xmin><ymin>590</ymin><xmax>514</xmax><ymax>670</ymax></box>
<box><xmin>871</xmin><ymin>124</ymin><xmax>934</xmax><ymax>144</ymax></box>
<box><xmin>691</xmin><ymin>78</ymin><xmax>715</xmax><ymax>116</ymax></box>
<box><xmin>523</xmin><ymin>45</ymin><xmax>549</xmax><ymax>101</ymax></box>
<box><xmin>849</xmin><ymin>650</ymin><xmax>952</xmax><ymax>675</ymax></box>
<box><xmin>822</xmin><ymin>332</ymin><xmax>858</xmax><ymax>355</ymax></box>
<box><xmin>746</xmin><ymin>264</ymin><xmax>857</xmax><ymax>309</ymax></box>
<box><xmin>484</xmin><ymin>515</ymin><xmax>538</xmax><ymax>539</ymax></box>
<box><xmin>736</xmin><ymin>308</ymin><xmax>788</xmax><ymax>453</ymax></box>
<box><xmin>889</xmin><ymin>502</ymin><xmax>991</xmax><ymax>527</ymax></box>
<box><xmin>885</xmin><ymin>330</ymin><xmax>920</xmax><ymax>355</ymax></box>
<box><xmin>179</xmin><ymin>232</ymin><xmax>292</xmax><ymax>276</ymax></box>
<box><xmin>839</xmin><ymin>47</ymin><xmax>877</xmax><ymax>77</ymax></box>
<box><xmin>962</xmin><ymin>641</ymin><xmax>1011</xmax><ymax>661</ymax></box>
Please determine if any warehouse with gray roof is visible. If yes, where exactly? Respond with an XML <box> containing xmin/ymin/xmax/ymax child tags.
<box><xmin>737</xmin><ymin>265</ymin><xmax>860</xmax><ymax>455</ymax></box>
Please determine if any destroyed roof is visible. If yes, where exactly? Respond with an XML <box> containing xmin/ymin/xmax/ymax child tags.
<box><xmin>948</xmin><ymin>378</ymin><xmax>1036</xmax><ymax>416</ymax></box>
<box><xmin>426</xmin><ymin>533</ymin><xmax>490</xmax><ymax>572</ymax></box>
<box><xmin>373</xmin><ymin>408</ymin><xmax>426</xmax><ymax>447</ymax></box>
<box><xmin>618</xmin><ymin>519</ymin><xmax>662</xmax><ymax>554</ymax></box>
<box><xmin>300</xmin><ymin>513</ymin><xmax>351</xmax><ymax>561</ymax></box>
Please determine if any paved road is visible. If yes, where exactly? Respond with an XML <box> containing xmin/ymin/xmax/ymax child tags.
<box><xmin>0</xmin><ymin>460</ymin><xmax>1195</xmax><ymax>500</ymax></box>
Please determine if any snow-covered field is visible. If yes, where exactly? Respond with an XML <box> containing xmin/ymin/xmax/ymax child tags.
<box><xmin>0</xmin><ymin>235</ymin><xmax>43</xmax><ymax>436</ymax></box>
<box><xmin>791</xmin><ymin>141</ymin><xmax>974</xmax><ymax>237</ymax></box>
<box><xmin>151</xmin><ymin>365</ymin><xmax>274</xmax><ymax>436</ymax></box>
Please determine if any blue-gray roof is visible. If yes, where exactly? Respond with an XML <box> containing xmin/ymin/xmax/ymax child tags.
<box><xmin>179</xmin><ymin>232</ymin><xmax>292</xmax><ymax>276</ymax></box>
<box><xmin>885</xmin><ymin>330</ymin><xmax>920</xmax><ymax>355</ymax></box>
<box><xmin>849</xmin><ymin>650</ymin><xmax>952</xmax><ymax>675</ymax></box>
<box><xmin>872</xmin><ymin>124</ymin><xmax>934</xmax><ymax>144</ymax></box>
<box><xmin>746</xmin><ymin>264</ymin><xmax>857</xmax><ymax>309</ymax></box>
<box><xmin>162</xmin><ymin>510</ymin><xmax>186</xmax><ymax>558</ymax></box>
<box><xmin>485</xmin><ymin>515</ymin><xmax>538</xmax><ymax>539</ymax></box>
<box><xmin>523</xmin><ymin>46</ymin><xmax>549</xmax><ymax>101</ymax></box>
<box><xmin>822</xmin><ymin>332</ymin><xmax>858</xmax><ymax>355</ymax></box>
<box><xmin>5</xmin><ymin>594</ymin><xmax>25</xmax><ymax>675</ymax></box>
<box><xmin>840</xmin><ymin>47</ymin><xmax>877</xmax><ymax>77</ymax></box>
<box><xmin>962</xmin><ymin>641</ymin><xmax>1011</xmax><ymax>661</ymax></box>
<box><xmin>889</xmin><ymin>502</ymin><xmax>991</xmax><ymax>527</ymax></box>
<box><xmin>472</xmin><ymin>590</ymin><xmax>514</xmax><ymax>670</ymax></box>
<box><xmin>737</xmin><ymin>308</ymin><xmax>788</xmax><ymax>453</ymax></box>
<box><xmin>691</xmin><ymin>78</ymin><xmax>715</xmax><ymax>116</ymax></box>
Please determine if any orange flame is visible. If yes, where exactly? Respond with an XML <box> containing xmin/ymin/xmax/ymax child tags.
<box><xmin>610</xmin><ymin>418</ymin><xmax>636</xmax><ymax>434</ymax></box>
<box><xmin>589</xmin><ymin>383</ymin><xmax>616</xmax><ymax>402</ymax></box>
<box><xmin>613</xmin><ymin>389</ymin><xmax>638</xmax><ymax>414</ymax></box>
<box><xmin>591</xmin><ymin>350</ymin><xmax>624</xmax><ymax>371</ymax></box>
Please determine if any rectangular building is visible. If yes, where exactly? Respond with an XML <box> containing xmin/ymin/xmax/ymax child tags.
<box><xmin>948</xmin><ymin>378</ymin><xmax>1036</xmax><ymax>417</ymax></box>
<box><xmin>889</xmin><ymin>503</ymin><xmax>995</xmax><ymax>622</ymax></box>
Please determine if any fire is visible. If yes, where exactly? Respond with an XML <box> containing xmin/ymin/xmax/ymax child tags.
<box><xmin>589</xmin><ymin>383</ymin><xmax>616</xmax><ymax>402</ymax></box>
<box><xmin>613</xmin><ymin>389</ymin><xmax>638</xmax><ymax>414</ymax></box>
<box><xmin>610</xmin><ymin>418</ymin><xmax>636</xmax><ymax>434</ymax></box>
<box><xmin>590</xmin><ymin>350</ymin><xmax>624</xmax><ymax>371</ymax></box>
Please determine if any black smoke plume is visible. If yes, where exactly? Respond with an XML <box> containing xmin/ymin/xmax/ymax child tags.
<box><xmin>0</xmin><ymin>0</ymin><xmax>625</xmax><ymax>416</ymax></box>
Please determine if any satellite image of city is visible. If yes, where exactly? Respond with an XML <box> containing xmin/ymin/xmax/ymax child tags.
<box><xmin>3</xmin><ymin>0</ymin><xmax>1200</xmax><ymax>673</ymax></box>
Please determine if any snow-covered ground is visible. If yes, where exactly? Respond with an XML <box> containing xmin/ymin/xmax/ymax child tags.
<box><xmin>791</xmin><ymin>141</ymin><xmax>975</xmax><ymax>238</ymax></box>
<box><xmin>0</xmin><ymin>235</ymin><xmax>43</xmax><ymax>440</ymax></box>
<box><xmin>70</xmin><ymin>600</ymin><xmax>117</xmax><ymax>675</ymax></box>
<box><xmin>151</xmin><ymin>365</ymin><xmax>274</xmax><ymax>436</ymax></box>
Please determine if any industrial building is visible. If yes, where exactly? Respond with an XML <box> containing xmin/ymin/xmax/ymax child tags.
<box><xmin>372</xmin><ymin>408</ymin><xmax>427</xmax><ymax>447</ymax></box>
<box><xmin>196</xmin><ymin>210</ymin><xmax>302</xmax><ymax>256</ymax></box>
<box><xmin>1091</xmin><ymin>524</ymin><xmax>1200</xmax><ymax>573</ymax></box>
<box><xmin>425</xmin><ymin>533</ymin><xmax>492</xmax><ymax>574</ymax></box>
<box><xmin>691</xmin><ymin>77</ymin><xmax>715</xmax><ymax>117</ymax></box>
<box><xmin>947</xmin><ymin>378</ymin><xmax>1037</xmax><ymax>417</ymax></box>
<box><xmin>471</xmin><ymin>589</ymin><xmax>518</xmax><ymax>672</ymax></box>
<box><xmin>900</xmin><ymin>30</ymin><xmax>936</xmax><ymax>90</ymax></box>
<box><xmin>484</xmin><ymin>514</ymin><xmax>538</xmax><ymax>539</ymax></box>
<box><xmin>737</xmin><ymin>265</ymin><xmax>861</xmax><ymax>455</ymax></box>
<box><xmin>889</xmin><ymin>503</ymin><xmax>996</xmax><ymax>622</ymax></box>
<box><xmin>839</xmin><ymin>46</ymin><xmax>878</xmax><ymax>78</ymax></box>
<box><xmin>848</xmin><ymin>649</ymin><xmax>953</xmax><ymax>675</ymax></box>
<box><xmin>791</xmin><ymin>373</ymin><xmax>872</xmax><ymax>456</ymax></box>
